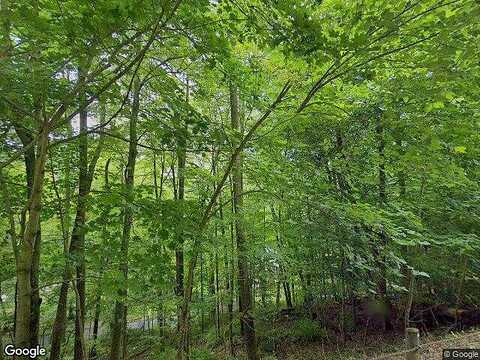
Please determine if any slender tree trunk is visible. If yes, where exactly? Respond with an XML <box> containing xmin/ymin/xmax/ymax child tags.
<box><xmin>49</xmin><ymin>272</ymin><xmax>69</xmax><ymax>360</ymax></box>
<box><xmin>152</xmin><ymin>151</ymin><xmax>165</xmax><ymax>200</ymax></box>
<box><xmin>15</xmin><ymin>126</ymin><xmax>49</xmax><ymax>352</ymax></box>
<box><xmin>27</xmin><ymin>3</ymin><xmax>44</xmax><ymax>346</ymax></box>
<box><xmin>73</xmin><ymin>61</ymin><xmax>89</xmax><ymax>360</ymax></box>
<box><xmin>220</xmin><ymin>199</ymin><xmax>233</xmax><ymax>354</ymax></box>
<box><xmin>73</xmin><ymin>280</ymin><xmax>87</xmax><ymax>360</ymax></box>
<box><xmin>89</xmin><ymin>296</ymin><xmax>101</xmax><ymax>360</ymax></box>
<box><xmin>50</xmin><ymin>78</ymin><xmax>106</xmax><ymax>360</ymax></box>
<box><xmin>30</xmin><ymin>228</ymin><xmax>41</xmax><ymax>347</ymax></box>
<box><xmin>13</xmin><ymin>126</ymin><xmax>42</xmax><ymax>348</ymax></box>
<box><xmin>214</xmin><ymin>253</ymin><xmax>220</xmax><ymax>335</ymax></box>
<box><xmin>230</xmin><ymin>84</ymin><xmax>258</xmax><ymax>360</ymax></box>
<box><xmin>396</xmin><ymin>136</ymin><xmax>415</xmax><ymax>332</ymax></box>
<box><xmin>283</xmin><ymin>281</ymin><xmax>293</xmax><ymax>308</ymax></box>
<box><xmin>110</xmin><ymin>75</ymin><xmax>140</xmax><ymax>360</ymax></box>
<box><xmin>176</xmin><ymin>82</ymin><xmax>290</xmax><ymax>360</ymax></box>
<box><xmin>275</xmin><ymin>280</ymin><xmax>280</xmax><ymax>309</ymax></box>
<box><xmin>175</xmin><ymin>142</ymin><xmax>186</xmax><ymax>326</ymax></box>
<box><xmin>375</xmin><ymin>111</ymin><xmax>391</xmax><ymax>331</ymax></box>
<box><xmin>23</xmin><ymin>135</ymin><xmax>42</xmax><ymax>347</ymax></box>
<box><xmin>153</xmin><ymin>153</ymin><xmax>159</xmax><ymax>199</ymax></box>
<box><xmin>175</xmin><ymin>83</ymin><xmax>188</xmax><ymax>331</ymax></box>
<box><xmin>228</xmin><ymin>214</ymin><xmax>235</xmax><ymax>354</ymax></box>
<box><xmin>90</xmin><ymin>160</ymin><xmax>109</xmax><ymax>360</ymax></box>
<box><xmin>455</xmin><ymin>256</ymin><xmax>468</xmax><ymax>329</ymax></box>
<box><xmin>8</xmin><ymin>0</ymin><xmax>44</xmax><ymax>341</ymax></box>
<box><xmin>200</xmin><ymin>254</ymin><xmax>205</xmax><ymax>333</ymax></box>
<box><xmin>404</xmin><ymin>269</ymin><xmax>415</xmax><ymax>331</ymax></box>
<box><xmin>208</xmin><ymin>257</ymin><xmax>216</xmax><ymax>325</ymax></box>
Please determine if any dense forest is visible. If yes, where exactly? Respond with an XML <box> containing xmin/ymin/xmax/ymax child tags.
<box><xmin>0</xmin><ymin>0</ymin><xmax>479</xmax><ymax>359</ymax></box>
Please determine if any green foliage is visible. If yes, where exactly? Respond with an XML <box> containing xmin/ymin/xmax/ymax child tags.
<box><xmin>0</xmin><ymin>0</ymin><xmax>479</xmax><ymax>358</ymax></box>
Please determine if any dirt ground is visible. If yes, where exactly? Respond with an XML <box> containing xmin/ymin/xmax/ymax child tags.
<box><xmin>374</xmin><ymin>330</ymin><xmax>480</xmax><ymax>360</ymax></box>
<box><xmin>271</xmin><ymin>329</ymin><xmax>480</xmax><ymax>360</ymax></box>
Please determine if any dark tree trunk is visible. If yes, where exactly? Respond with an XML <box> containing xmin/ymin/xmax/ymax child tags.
<box><xmin>375</xmin><ymin>112</ymin><xmax>392</xmax><ymax>331</ymax></box>
<box><xmin>175</xmin><ymin>84</ymin><xmax>188</xmax><ymax>331</ymax></box>
<box><xmin>230</xmin><ymin>84</ymin><xmax>258</xmax><ymax>360</ymax></box>
<box><xmin>14</xmin><ymin>126</ymin><xmax>42</xmax><ymax>348</ymax></box>
<box><xmin>50</xmin><ymin>67</ymin><xmax>105</xmax><ymax>360</ymax></box>
<box><xmin>15</xmin><ymin>128</ymin><xmax>49</xmax><ymax>353</ymax></box>
<box><xmin>74</xmin><ymin>61</ymin><xmax>89</xmax><ymax>360</ymax></box>
<box><xmin>49</xmin><ymin>274</ymin><xmax>69</xmax><ymax>360</ymax></box>
<box><xmin>110</xmin><ymin>76</ymin><xmax>140</xmax><ymax>360</ymax></box>
<box><xmin>214</xmin><ymin>253</ymin><xmax>220</xmax><ymax>335</ymax></box>
<box><xmin>89</xmin><ymin>296</ymin><xmax>101</xmax><ymax>360</ymax></box>
<box><xmin>283</xmin><ymin>281</ymin><xmax>293</xmax><ymax>308</ymax></box>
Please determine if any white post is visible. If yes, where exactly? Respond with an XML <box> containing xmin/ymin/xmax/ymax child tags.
<box><xmin>406</xmin><ymin>327</ymin><xmax>420</xmax><ymax>360</ymax></box>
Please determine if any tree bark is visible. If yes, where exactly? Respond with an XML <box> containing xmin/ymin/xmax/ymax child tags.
<box><xmin>175</xmin><ymin>84</ymin><xmax>188</xmax><ymax>330</ymax></box>
<box><xmin>73</xmin><ymin>61</ymin><xmax>89</xmax><ymax>360</ymax></box>
<box><xmin>230</xmin><ymin>84</ymin><xmax>258</xmax><ymax>360</ymax></box>
<box><xmin>175</xmin><ymin>81</ymin><xmax>290</xmax><ymax>360</ymax></box>
<box><xmin>50</xmin><ymin>76</ymin><xmax>105</xmax><ymax>360</ymax></box>
<box><xmin>15</xmin><ymin>126</ymin><xmax>49</xmax><ymax>352</ymax></box>
<box><xmin>12</xmin><ymin>125</ymin><xmax>42</xmax><ymax>347</ymax></box>
<box><xmin>89</xmin><ymin>159</ymin><xmax>110</xmax><ymax>360</ymax></box>
<box><xmin>110</xmin><ymin>75</ymin><xmax>140</xmax><ymax>360</ymax></box>
<box><xmin>375</xmin><ymin>111</ymin><xmax>391</xmax><ymax>331</ymax></box>
<box><xmin>175</xmin><ymin>140</ymin><xmax>186</xmax><ymax>324</ymax></box>
<box><xmin>22</xmin><ymin>8</ymin><xmax>44</xmax><ymax>347</ymax></box>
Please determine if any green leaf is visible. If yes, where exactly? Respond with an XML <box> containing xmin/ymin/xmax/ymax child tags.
<box><xmin>412</xmin><ymin>270</ymin><xmax>430</xmax><ymax>278</ymax></box>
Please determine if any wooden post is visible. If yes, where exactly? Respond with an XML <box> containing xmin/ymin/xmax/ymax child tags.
<box><xmin>406</xmin><ymin>327</ymin><xmax>420</xmax><ymax>360</ymax></box>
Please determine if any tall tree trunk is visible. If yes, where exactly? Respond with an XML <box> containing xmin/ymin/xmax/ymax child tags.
<box><xmin>49</xmin><ymin>275</ymin><xmax>70</xmax><ymax>360</ymax></box>
<box><xmin>28</xmin><ymin>3</ymin><xmax>43</xmax><ymax>346</ymax></box>
<box><xmin>13</xmin><ymin>2</ymin><xmax>49</xmax><ymax>334</ymax></box>
<box><xmin>8</xmin><ymin>0</ymin><xmax>44</xmax><ymax>340</ymax></box>
<box><xmin>214</xmin><ymin>253</ymin><xmax>220</xmax><ymax>335</ymax></box>
<box><xmin>228</xmin><ymin>213</ymin><xmax>235</xmax><ymax>354</ymax></box>
<box><xmin>200</xmin><ymin>254</ymin><xmax>205</xmax><ymax>333</ymax></box>
<box><xmin>283</xmin><ymin>281</ymin><xmax>293</xmax><ymax>309</ymax></box>
<box><xmin>50</xmin><ymin>75</ymin><xmax>105</xmax><ymax>360</ymax></box>
<box><xmin>74</xmin><ymin>61</ymin><xmax>89</xmax><ymax>360</ymax></box>
<box><xmin>175</xmin><ymin>85</ymin><xmax>188</xmax><ymax>330</ymax></box>
<box><xmin>15</xmin><ymin>126</ymin><xmax>49</xmax><ymax>352</ymax></box>
<box><xmin>153</xmin><ymin>153</ymin><xmax>159</xmax><ymax>199</ymax></box>
<box><xmin>110</xmin><ymin>75</ymin><xmax>140</xmax><ymax>360</ymax></box>
<box><xmin>220</xmin><ymin>198</ymin><xmax>233</xmax><ymax>355</ymax></box>
<box><xmin>90</xmin><ymin>159</ymin><xmax>110</xmax><ymax>360</ymax></box>
<box><xmin>73</xmin><ymin>280</ymin><xmax>87</xmax><ymax>360</ymax></box>
<box><xmin>176</xmin><ymin>82</ymin><xmax>290</xmax><ymax>360</ymax></box>
<box><xmin>230</xmin><ymin>84</ymin><xmax>258</xmax><ymax>360</ymax></box>
<box><xmin>396</xmin><ymin>136</ymin><xmax>414</xmax><ymax>332</ymax></box>
<box><xmin>175</xmin><ymin>142</ymin><xmax>186</xmax><ymax>327</ymax></box>
<box><xmin>89</xmin><ymin>295</ymin><xmax>101</xmax><ymax>360</ymax></box>
<box><xmin>271</xmin><ymin>205</ymin><xmax>292</xmax><ymax>309</ymax></box>
<box><xmin>375</xmin><ymin>111</ymin><xmax>391</xmax><ymax>331</ymax></box>
<box><xmin>13</xmin><ymin>126</ymin><xmax>42</xmax><ymax>347</ymax></box>
<box><xmin>404</xmin><ymin>269</ymin><xmax>415</xmax><ymax>331</ymax></box>
<box><xmin>30</xmin><ymin>227</ymin><xmax>41</xmax><ymax>347</ymax></box>
<box><xmin>275</xmin><ymin>280</ymin><xmax>280</xmax><ymax>309</ymax></box>
<box><xmin>208</xmin><ymin>257</ymin><xmax>216</xmax><ymax>326</ymax></box>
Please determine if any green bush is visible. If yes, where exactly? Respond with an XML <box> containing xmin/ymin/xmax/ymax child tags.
<box><xmin>290</xmin><ymin>319</ymin><xmax>327</xmax><ymax>342</ymax></box>
<box><xmin>190</xmin><ymin>348</ymin><xmax>216</xmax><ymax>360</ymax></box>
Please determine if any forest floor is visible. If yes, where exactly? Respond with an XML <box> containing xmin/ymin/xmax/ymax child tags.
<box><xmin>199</xmin><ymin>325</ymin><xmax>480</xmax><ymax>360</ymax></box>
<box><xmin>373</xmin><ymin>330</ymin><xmax>480</xmax><ymax>360</ymax></box>
<box><xmin>269</xmin><ymin>329</ymin><xmax>480</xmax><ymax>360</ymax></box>
<box><xmin>91</xmin><ymin>320</ymin><xmax>480</xmax><ymax>359</ymax></box>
